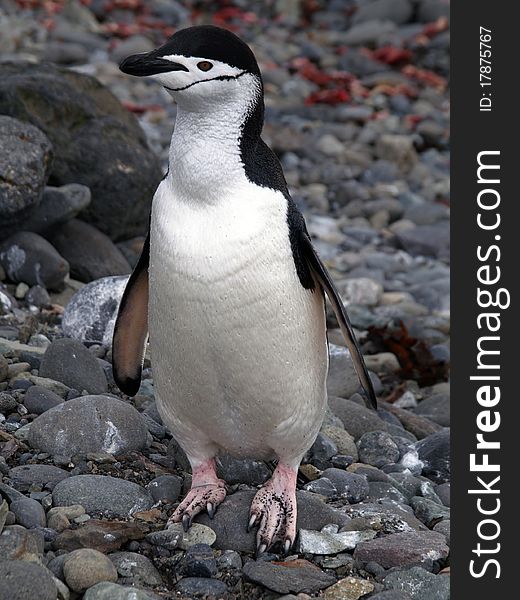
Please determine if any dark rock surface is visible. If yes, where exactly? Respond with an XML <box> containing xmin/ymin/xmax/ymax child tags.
<box><xmin>0</xmin><ymin>232</ymin><xmax>69</xmax><ymax>290</ymax></box>
<box><xmin>0</xmin><ymin>62</ymin><xmax>162</xmax><ymax>240</ymax></box>
<box><xmin>0</xmin><ymin>116</ymin><xmax>53</xmax><ymax>234</ymax></box>
<box><xmin>47</xmin><ymin>219</ymin><xmax>131</xmax><ymax>282</ymax></box>
<box><xmin>52</xmin><ymin>474</ymin><xmax>153</xmax><ymax>517</ymax></box>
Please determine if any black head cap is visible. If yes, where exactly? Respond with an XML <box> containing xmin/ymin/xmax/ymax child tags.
<box><xmin>153</xmin><ymin>25</ymin><xmax>260</xmax><ymax>75</ymax></box>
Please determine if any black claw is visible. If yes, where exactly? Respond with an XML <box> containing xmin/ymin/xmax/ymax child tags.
<box><xmin>182</xmin><ymin>514</ymin><xmax>192</xmax><ymax>532</ymax></box>
<box><xmin>256</xmin><ymin>542</ymin><xmax>267</xmax><ymax>558</ymax></box>
<box><xmin>284</xmin><ymin>539</ymin><xmax>292</xmax><ymax>555</ymax></box>
<box><xmin>247</xmin><ymin>514</ymin><xmax>257</xmax><ymax>533</ymax></box>
<box><xmin>207</xmin><ymin>502</ymin><xmax>215</xmax><ymax>519</ymax></box>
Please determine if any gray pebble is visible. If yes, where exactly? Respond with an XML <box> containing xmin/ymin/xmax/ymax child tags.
<box><xmin>52</xmin><ymin>475</ymin><xmax>153</xmax><ymax>517</ymax></box>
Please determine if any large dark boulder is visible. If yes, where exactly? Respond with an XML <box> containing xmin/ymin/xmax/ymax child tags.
<box><xmin>0</xmin><ymin>115</ymin><xmax>53</xmax><ymax>235</ymax></box>
<box><xmin>0</xmin><ymin>62</ymin><xmax>162</xmax><ymax>240</ymax></box>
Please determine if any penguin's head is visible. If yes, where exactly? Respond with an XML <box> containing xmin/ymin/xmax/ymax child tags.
<box><xmin>119</xmin><ymin>25</ymin><xmax>262</xmax><ymax>111</ymax></box>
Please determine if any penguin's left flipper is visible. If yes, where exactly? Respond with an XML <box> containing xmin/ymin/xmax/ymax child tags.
<box><xmin>300</xmin><ymin>232</ymin><xmax>378</xmax><ymax>410</ymax></box>
<box><xmin>112</xmin><ymin>233</ymin><xmax>150</xmax><ymax>397</ymax></box>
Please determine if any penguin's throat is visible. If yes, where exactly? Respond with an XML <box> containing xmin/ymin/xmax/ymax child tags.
<box><xmin>168</xmin><ymin>101</ymin><xmax>262</xmax><ymax>201</ymax></box>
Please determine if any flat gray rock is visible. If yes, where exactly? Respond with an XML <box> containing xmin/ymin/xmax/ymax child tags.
<box><xmin>52</xmin><ymin>474</ymin><xmax>153</xmax><ymax>517</ymax></box>
<box><xmin>328</xmin><ymin>397</ymin><xmax>388</xmax><ymax>440</ymax></box>
<box><xmin>28</xmin><ymin>395</ymin><xmax>148</xmax><ymax>458</ymax></box>
<box><xmin>354</xmin><ymin>531</ymin><xmax>449</xmax><ymax>568</ymax></box>
<box><xmin>9</xmin><ymin>464</ymin><xmax>70</xmax><ymax>492</ymax></box>
<box><xmin>243</xmin><ymin>559</ymin><xmax>336</xmax><ymax>594</ymax></box>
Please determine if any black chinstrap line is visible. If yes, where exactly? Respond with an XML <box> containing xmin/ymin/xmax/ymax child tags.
<box><xmin>163</xmin><ymin>70</ymin><xmax>248</xmax><ymax>93</ymax></box>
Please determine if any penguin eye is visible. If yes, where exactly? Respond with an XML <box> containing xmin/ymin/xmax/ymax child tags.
<box><xmin>197</xmin><ymin>61</ymin><xmax>213</xmax><ymax>72</ymax></box>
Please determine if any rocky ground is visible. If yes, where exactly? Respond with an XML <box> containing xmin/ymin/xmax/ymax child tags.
<box><xmin>0</xmin><ymin>1</ymin><xmax>450</xmax><ymax>599</ymax></box>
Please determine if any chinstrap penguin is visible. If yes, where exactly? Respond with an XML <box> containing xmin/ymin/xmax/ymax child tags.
<box><xmin>113</xmin><ymin>25</ymin><xmax>377</xmax><ymax>555</ymax></box>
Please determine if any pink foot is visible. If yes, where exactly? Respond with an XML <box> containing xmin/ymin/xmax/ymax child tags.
<box><xmin>168</xmin><ymin>458</ymin><xmax>226</xmax><ymax>530</ymax></box>
<box><xmin>248</xmin><ymin>463</ymin><xmax>298</xmax><ymax>556</ymax></box>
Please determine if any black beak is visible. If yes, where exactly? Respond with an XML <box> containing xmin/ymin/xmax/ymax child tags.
<box><xmin>119</xmin><ymin>53</ymin><xmax>189</xmax><ymax>77</ymax></box>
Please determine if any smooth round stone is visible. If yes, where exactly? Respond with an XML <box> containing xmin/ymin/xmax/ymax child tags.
<box><xmin>61</xmin><ymin>276</ymin><xmax>128</xmax><ymax>346</ymax></box>
<box><xmin>39</xmin><ymin>338</ymin><xmax>107</xmax><ymax>394</ymax></box>
<box><xmin>52</xmin><ymin>475</ymin><xmax>153</xmax><ymax>517</ymax></box>
<box><xmin>328</xmin><ymin>397</ymin><xmax>388</xmax><ymax>441</ymax></box>
<box><xmin>0</xmin><ymin>523</ymin><xmax>44</xmax><ymax>560</ymax></box>
<box><xmin>216</xmin><ymin>454</ymin><xmax>271</xmax><ymax>486</ymax></box>
<box><xmin>23</xmin><ymin>385</ymin><xmax>64</xmax><ymax>414</ymax></box>
<box><xmin>28</xmin><ymin>395</ymin><xmax>148</xmax><ymax>458</ymax></box>
<box><xmin>321</xmin><ymin>425</ymin><xmax>358</xmax><ymax>460</ymax></box>
<box><xmin>320</xmin><ymin>469</ymin><xmax>369</xmax><ymax>503</ymax></box>
<box><xmin>179</xmin><ymin>543</ymin><xmax>217</xmax><ymax>578</ymax></box>
<box><xmin>146</xmin><ymin>474</ymin><xmax>182</xmax><ymax>503</ymax></box>
<box><xmin>0</xmin><ymin>391</ymin><xmax>17</xmax><ymax>412</ymax></box>
<box><xmin>47</xmin><ymin>218</ymin><xmax>131</xmax><ymax>283</ymax></box>
<box><xmin>63</xmin><ymin>548</ymin><xmax>118</xmax><ymax>592</ymax></box>
<box><xmin>0</xmin><ymin>560</ymin><xmax>57</xmax><ymax>600</ymax></box>
<box><xmin>175</xmin><ymin>577</ymin><xmax>228</xmax><ymax>598</ymax></box>
<box><xmin>9</xmin><ymin>464</ymin><xmax>70</xmax><ymax>492</ymax></box>
<box><xmin>10</xmin><ymin>496</ymin><xmax>46</xmax><ymax>528</ymax></box>
<box><xmin>109</xmin><ymin>551</ymin><xmax>163</xmax><ymax>586</ymax></box>
<box><xmin>83</xmin><ymin>582</ymin><xmax>157</xmax><ymax>600</ymax></box>
<box><xmin>357</xmin><ymin>431</ymin><xmax>400</xmax><ymax>467</ymax></box>
<box><xmin>167</xmin><ymin>523</ymin><xmax>217</xmax><ymax>549</ymax></box>
<box><xmin>0</xmin><ymin>232</ymin><xmax>69</xmax><ymax>290</ymax></box>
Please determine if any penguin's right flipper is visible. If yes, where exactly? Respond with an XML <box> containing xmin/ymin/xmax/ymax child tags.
<box><xmin>112</xmin><ymin>234</ymin><xmax>150</xmax><ymax>397</ymax></box>
<box><xmin>299</xmin><ymin>232</ymin><xmax>378</xmax><ymax>410</ymax></box>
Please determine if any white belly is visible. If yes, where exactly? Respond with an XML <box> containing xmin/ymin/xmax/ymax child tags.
<box><xmin>149</xmin><ymin>178</ymin><xmax>328</xmax><ymax>466</ymax></box>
